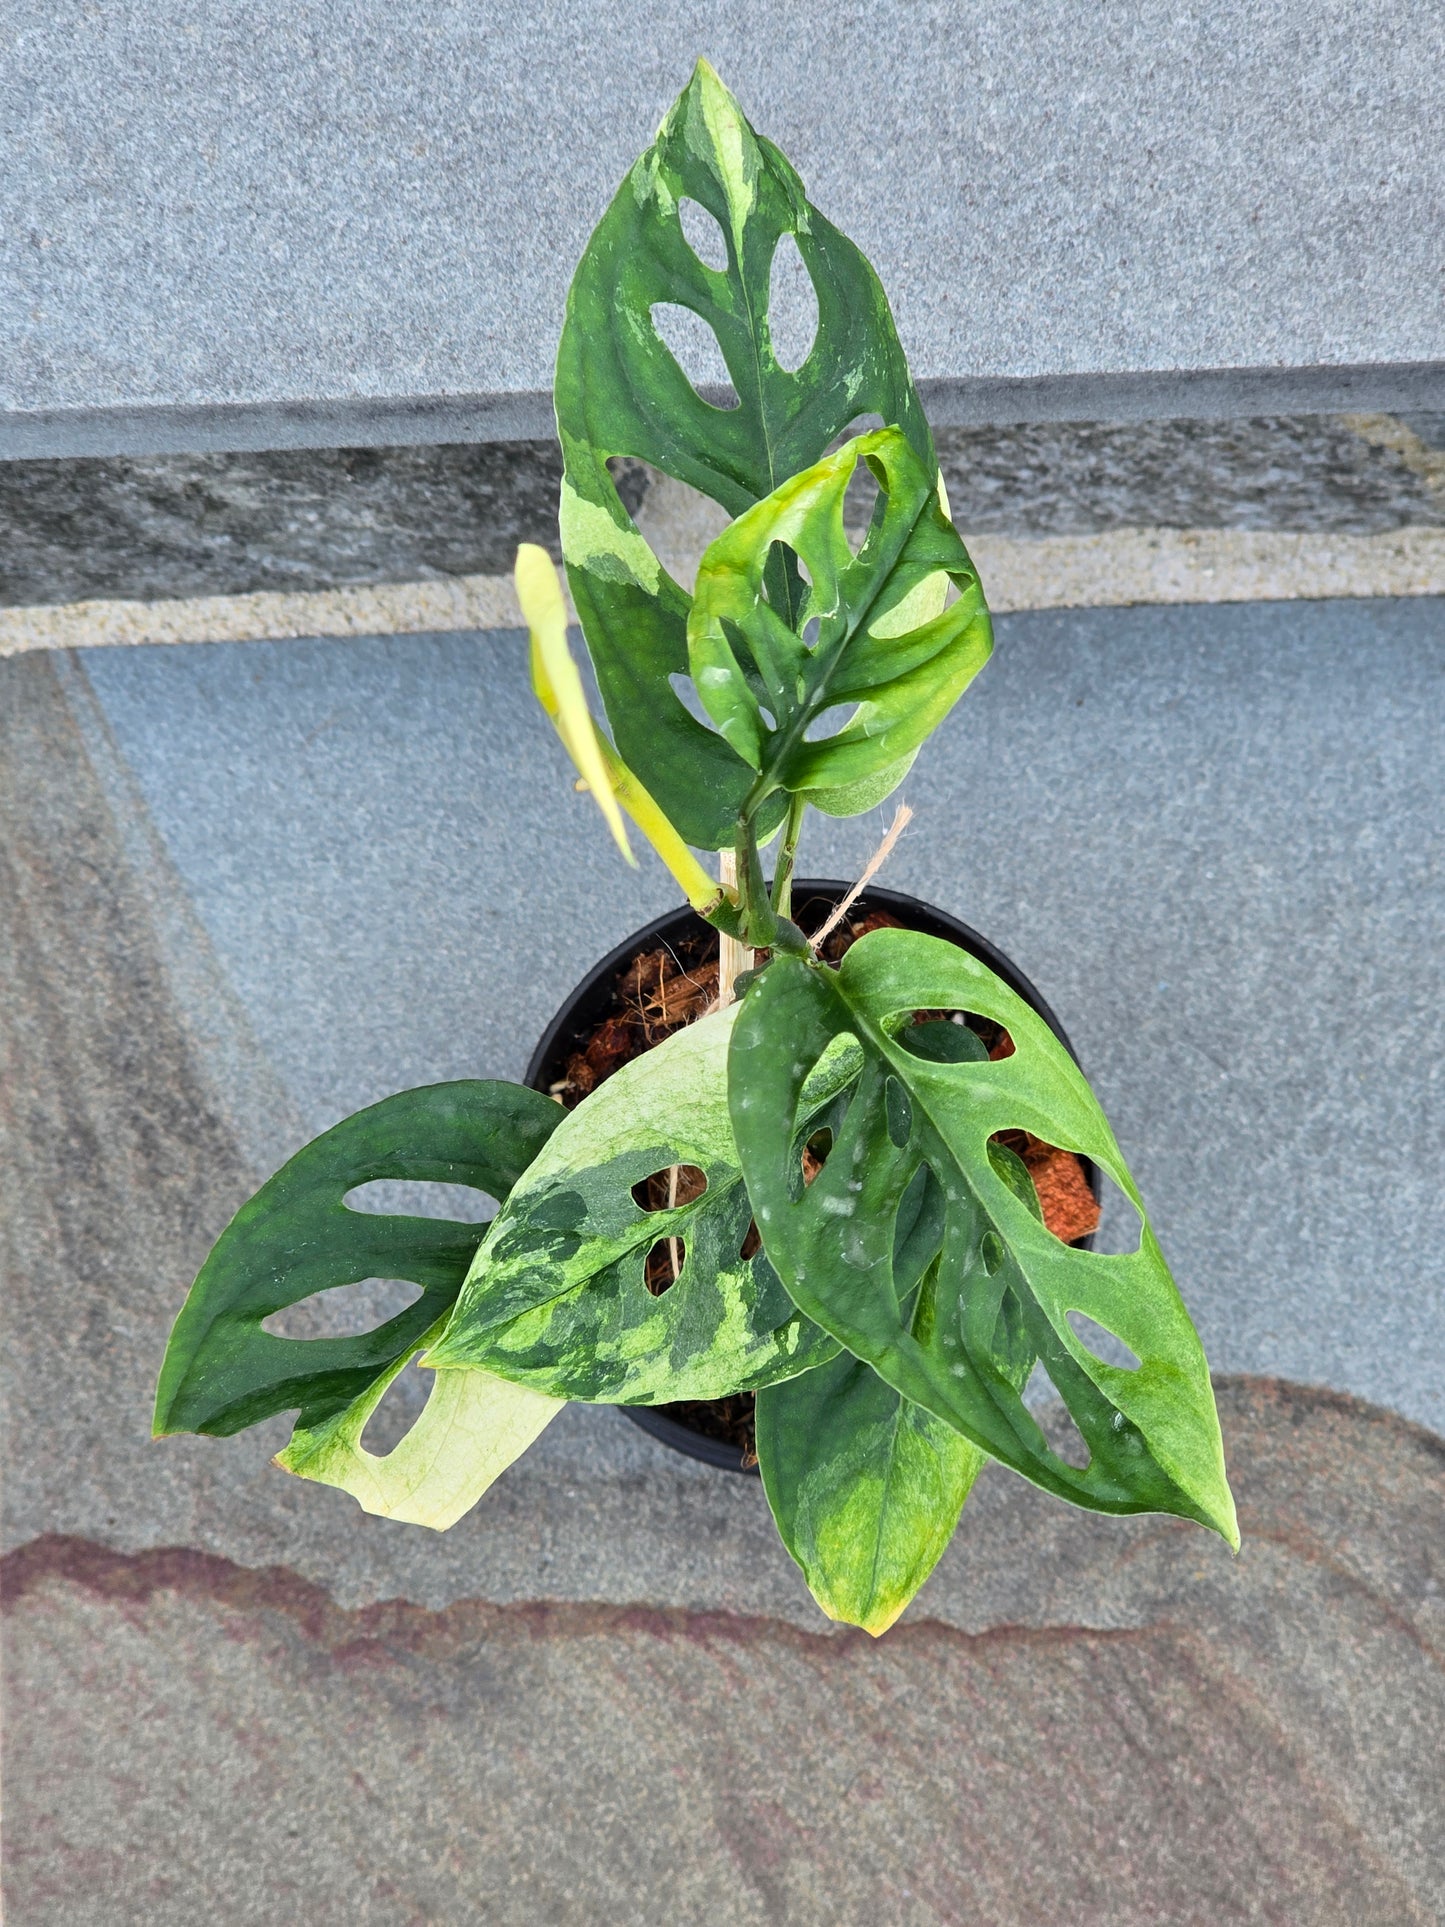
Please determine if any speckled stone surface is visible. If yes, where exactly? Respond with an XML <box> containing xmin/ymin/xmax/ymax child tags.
<box><xmin>4</xmin><ymin>415</ymin><xmax>1443</xmax><ymax>606</ymax></box>
<box><xmin>6</xmin><ymin>1381</ymin><xmax>1442</xmax><ymax>1926</ymax></box>
<box><xmin>3</xmin><ymin>2</ymin><xmax>1443</xmax><ymax>456</ymax></box>
<box><xmin>3</xmin><ymin>606</ymin><xmax>1443</xmax><ymax>1920</ymax></box>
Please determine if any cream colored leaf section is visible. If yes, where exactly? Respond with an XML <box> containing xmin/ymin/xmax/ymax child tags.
<box><xmin>276</xmin><ymin>1319</ymin><xmax>562</xmax><ymax>1530</ymax></box>
<box><xmin>558</xmin><ymin>480</ymin><xmax>662</xmax><ymax>594</ymax></box>
<box><xmin>517</xmin><ymin>542</ymin><xmax>634</xmax><ymax>863</ymax></box>
<box><xmin>517</xmin><ymin>543</ymin><xmax>727</xmax><ymax>910</ymax></box>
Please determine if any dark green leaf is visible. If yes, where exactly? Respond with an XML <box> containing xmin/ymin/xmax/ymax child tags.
<box><xmin>555</xmin><ymin>59</ymin><xmax>934</xmax><ymax>847</ymax></box>
<box><xmin>427</xmin><ymin>1008</ymin><xmax>838</xmax><ymax>1401</ymax></box>
<box><xmin>689</xmin><ymin>427</ymin><xmax>991</xmax><ymax>811</ymax></box>
<box><xmin>153</xmin><ymin>1081</ymin><xmax>563</xmax><ymax>1439</ymax></box>
<box><xmin>730</xmin><ymin>928</ymin><xmax>1238</xmax><ymax>1546</ymax></box>
<box><xmin>902</xmin><ymin>1018</ymin><xmax>990</xmax><ymax>1065</ymax></box>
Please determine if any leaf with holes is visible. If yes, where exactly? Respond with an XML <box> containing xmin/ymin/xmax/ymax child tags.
<box><xmin>688</xmin><ymin>427</ymin><xmax>989</xmax><ymax>810</ymax></box>
<box><xmin>555</xmin><ymin>58</ymin><xmax>935</xmax><ymax>848</ymax></box>
<box><xmin>730</xmin><ymin>928</ymin><xmax>1238</xmax><ymax>1545</ymax></box>
<box><xmin>426</xmin><ymin>1007</ymin><xmax>838</xmax><ymax>1401</ymax></box>
<box><xmin>275</xmin><ymin>1317</ymin><xmax>561</xmax><ymax>1531</ymax></box>
<box><xmin>756</xmin><ymin>1162</ymin><xmax>998</xmax><ymax>1634</ymax></box>
<box><xmin>153</xmin><ymin>1080</ymin><xmax>563</xmax><ymax>1440</ymax></box>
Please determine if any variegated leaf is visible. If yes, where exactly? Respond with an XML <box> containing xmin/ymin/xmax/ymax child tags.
<box><xmin>518</xmin><ymin>540</ymin><xmax>633</xmax><ymax>862</ymax></box>
<box><xmin>154</xmin><ymin>1080</ymin><xmax>564</xmax><ymax>1439</ymax></box>
<box><xmin>756</xmin><ymin>1162</ymin><xmax>997</xmax><ymax>1634</ymax></box>
<box><xmin>427</xmin><ymin>1007</ymin><xmax>838</xmax><ymax>1401</ymax></box>
<box><xmin>688</xmin><ymin>426</ymin><xmax>990</xmax><ymax>810</ymax></box>
<box><xmin>730</xmin><ymin>928</ymin><xmax>1238</xmax><ymax>1546</ymax></box>
<box><xmin>555</xmin><ymin>59</ymin><xmax>935</xmax><ymax>848</ymax></box>
<box><xmin>756</xmin><ymin>1346</ymin><xmax>986</xmax><ymax>1636</ymax></box>
<box><xmin>277</xmin><ymin>1313</ymin><xmax>562</xmax><ymax>1531</ymax></box>
<box><xmin>153</xmin><ymin>1079</ymin><xmax>569</xmax><ymax>1525</ymax></box>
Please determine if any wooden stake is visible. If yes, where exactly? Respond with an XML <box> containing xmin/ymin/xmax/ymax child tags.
<box><xmin>716</xmin><ymin>846</ymin><xmax>753</xmax><ymax>1005</ymax></box>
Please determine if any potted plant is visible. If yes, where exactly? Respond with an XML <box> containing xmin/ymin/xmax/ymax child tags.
<box><xmin>154</xmin><ymin>61</ymin><xmax>1236</xmax><ymax>1635</ymax></box>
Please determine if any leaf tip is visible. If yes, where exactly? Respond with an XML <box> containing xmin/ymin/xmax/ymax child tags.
<box><xmin>150</xmin><ymin>1374</ymin><xmax>181</xmax><ymax>1438</ymax></box>
<box><xmin>1198</xmin><ymin>1475</ymin><xmax>1241</xmax><ymax>1553</ymax></box>
<box><xmin>689</xmin><ymin>55</ymin><xmax>735</xmax><ymax>106</ymax></box>
<box><xmin>1220</xmin><ymin>1500</ymin><xmax>1242</xmax><ymax>1556</ymax></box>
<box><xmin>858</xmin><ymin>1603</ymin><xmax>907</xmax><ymax>1638</ymax></box>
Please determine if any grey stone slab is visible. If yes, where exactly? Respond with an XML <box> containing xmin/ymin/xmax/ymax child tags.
<box><xmin>0</xmin><ymin>442</ymin><xmax>564</xmax><ymax>607</ymax></box>
<box><xmin>3</xmin><ymin>595</ymin><xmax>1442</xmax><ymax>1639</ymax></box>
<box><xmin>4</xmin><ymin>1382</ymin><xmax>1442</xmax><ymax>1926</ymax></box>
<box><xmin>2</xmin><ymin>2</ymin><xmax>1443</xmax><ymax>459</ymax></box>
<box><xmin>934</xmin><ymin>415</ymin><xmax>1445</xmax><ymax>535</ymax></box>
<box><xmin>67</xmin><ymin>598</ymin><xmax>1445</xmax><ymax>1430</ymax></box>
<box><xmin>0</xmin><ymin>442</ymin><xmax>640</xmax><ymax>607</ymax></box>
<box><xmin>6</xmin><ymin>414</ymin><xmax>1443</xmax><ymax>608</ymax></box>
<box><xmin>8</xmin><ymin>363</ymin><xmax>1445</xmax><ymax>462</ymax></box>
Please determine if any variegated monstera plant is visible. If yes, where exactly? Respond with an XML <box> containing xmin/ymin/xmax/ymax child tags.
<box><xmin>155</xmin><ymin>62</ymin><xmax>1236</xmax><ymax>1633</ymax></box>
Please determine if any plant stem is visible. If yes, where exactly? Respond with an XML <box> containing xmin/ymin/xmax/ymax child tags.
<box><xmin>734</xmin><ymin>813</ymin><xmax>779</xmax><ymax>948</ymax></box>
<box><xmin>770</xmin><ymin>792</ymin><xmax>807</xmax><ymax>921</ymax></box>
<box><xmin>715</xmin><ymin>847</ymin><xmax>753</xmax><ymax>1004</ymax></box>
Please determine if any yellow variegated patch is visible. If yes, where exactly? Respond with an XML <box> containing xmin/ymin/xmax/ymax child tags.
<box><xmin>277</xmin><ymin>1316</ymin><xmax>561</xmax><ymax>1531</ymax></box>
<box><xmin>517</xmin><ymin>543</ymin><xmax>633</xmax><ymax>862</ymax></box>
<box><xmin>427</xmin><ymin>1007</ymin><xmax>837</xmax><ymax>1402</ymax></box>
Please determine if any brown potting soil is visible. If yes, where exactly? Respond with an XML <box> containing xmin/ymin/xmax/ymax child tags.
<box><xmin>550</xmin><ymin>905</ymin><xmax>1099</xmax><ymax>1462</ymax></box>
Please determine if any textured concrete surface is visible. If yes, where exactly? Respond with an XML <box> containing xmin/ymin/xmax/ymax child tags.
<box><xmin>936</xmin><ymin>412</ymin><xmax>1445</xmax><ymax>535</ymax></box>
<box><xmin>4</xmin><ymin>606</ymin><xmax>1443</xmax><ymax>1921</ymax></box>
<box><xmin>0</xmin><ymin>594</ymin><xmax>1439</xmax><ymax>1614</ymax></box>
<box><xmin>3</xmin><ymin>3</ymin><xmax>1443</xmax><ymax>456</ymax></box>
<box><xmin>4</xmin><ymin>1382</ymin><xmax>1443</xmax><ymax>1925</ymax></box>
<box><xmin>3</xmin><ymin>416</ymin><xmax>1444</xmax><ymax>608</ymax></box>
<box><xmin>0</xmin><ymin>441</ymin><xmax>567</xmax><ymax>605</ymax></box>
<box><xmin>68</xmin><ymin>599</ymin><xmax>1445</xmax><ymax>1426</ymax></box>
<box><xmin>0</xmin><ymin>443</ymin><xmax>645</xmax><ymax>607</ymax></box>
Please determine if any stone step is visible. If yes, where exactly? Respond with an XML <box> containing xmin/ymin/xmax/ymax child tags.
<box><xmin>4</xmin><ymin>415</ymin><xmax>1444</xmax><ymax>609</ymax></box>
<box><xmin>3</xmin><ymin>14</ymin><xmax>1442</xmax><ymax>458</ymax></box>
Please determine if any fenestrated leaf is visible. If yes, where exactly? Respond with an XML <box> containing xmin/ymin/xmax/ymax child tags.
<box><xmin>555</xmin><ymin>59</ymin><xmax>934</xmax><ymax>848</ymax></box>
<box><xmin>426</xmin><ymin>1007</ymin><xmax>838</xmax><ymax>1401</ymax></box>
<box><xmin>153</xmin><ymin>1080</ymin><xmax>564</xmax><ymax>1439</ymax></box>
<box><xmin>756</xmin><ymin>1166</ymin><xmax>996</xmax><ymax>1635</ymax></box>
<box><xmin>730</xmin><ymin>929</ymin><xmax>1238</xmax><ymax>1547</ymax></box>
<box><xmin>689</xmin><ymin>427</ymin><xmax>990</xmax><ymax>811</ymax></box>
<box><xmin>275</xmin><ymin>1313</ymin><xmax>561</xmax><ymax>1531</ymax></box>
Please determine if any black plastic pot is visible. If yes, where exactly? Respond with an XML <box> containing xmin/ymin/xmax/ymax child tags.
<box><xmin>525</xmin><ymin>880</ymin><xmax>1097</xmax><ymax>1475</ymax></box>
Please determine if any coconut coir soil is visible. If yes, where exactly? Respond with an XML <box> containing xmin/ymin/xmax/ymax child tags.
<box><xmin>550</xmin><ymin>907</ymin><xmax>1099</xmax><ymax>1462</ymax></box>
